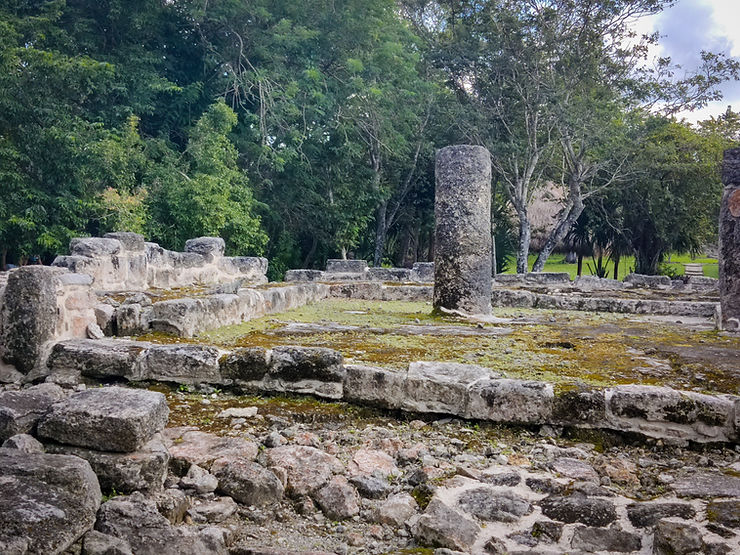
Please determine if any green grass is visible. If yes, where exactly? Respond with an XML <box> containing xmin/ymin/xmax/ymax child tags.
<box><xmin>501</xmin><ymin>253</ymin><xmax>718</xmax><ymax>280</ymax></box>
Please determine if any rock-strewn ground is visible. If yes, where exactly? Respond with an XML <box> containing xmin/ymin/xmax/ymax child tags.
<box><xmin>127</xmin><ymin>387</ymin><xmax>740</xmax><ymax>554</ymax></box>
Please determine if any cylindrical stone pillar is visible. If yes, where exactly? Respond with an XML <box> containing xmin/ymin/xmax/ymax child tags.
<box><xmin>719</xmin><ymin>147</ymin><xmax>740</xmax><ymax>331</ymax></box>
<box><xmin>433</xmin><ymin>145</ymin><xmax>492</xmax><ymax>315</ymax></box>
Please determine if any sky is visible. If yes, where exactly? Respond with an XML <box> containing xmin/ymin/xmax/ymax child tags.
<box><xmin>636</xmin><ymin>0</ymin><xmax>740</xmax><ymax>123</ymax></box>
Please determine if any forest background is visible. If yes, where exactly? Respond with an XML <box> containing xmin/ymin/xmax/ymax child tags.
<box><xmin>2</xmin><ymin>0</ymin><xmax>740</xmax><ymax>280</ymax></box>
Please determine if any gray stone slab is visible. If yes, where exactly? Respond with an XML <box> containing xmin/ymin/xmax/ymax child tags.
<box><xmin>0</xmin><ymin>383</ymin><xmax>66</xmax><ymax>441</ymax></box>
<box><xmin>37</xmin><ymin>386</ymin><xmax>169</xmax><ymax>452</ymax></box>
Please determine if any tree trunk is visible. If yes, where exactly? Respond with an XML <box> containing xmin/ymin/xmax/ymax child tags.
<box><xmin>635</xmin><ymin>249</ymin><xmax>662</xmax><ymax>275</ymax></box>
<box><xmin>577</xmin><ymin>253</ymin><xmax>583</xmax><ymax>277</ymax></box>
<box><xmin>492</xmin><ymin>232</ymin><xmax>497</xmax><ymax>276</ymax></box>
<box><xmin>516</xmin><ymin>210</ymin><xmax>531</xmax><ymax>274</ymax></box>
<box><xmin>373</xmin><ymin>200</ymin><xmax>388</xmax><ymax>267</ymax></box>
<box><xmin>302</xmin><ymin>236</ymin><xmax>318</xmax><ymax>269</ymax></box>
<box><xmin>340</xmin><ymin>247</ymin><xmax>347</xmax><ymax>260</ymax></box>
<box><xmin>613</xmin><ymin>253</ymin><xmax>620</xmax><ymax>280</ymax></box>
<box><xmin>532</xmin><ymin>175</ymin><xmax>585</xmax><ymax>272</ymax></box>
<box><xmin>565</xmin><ymin>251</ymin><xmax>577</xmax><ymax>264</ymax></box>
<box><xmin>1</xmin><ymin>248</ymin><xmax>6</xmax><ymax>272</ymax></box>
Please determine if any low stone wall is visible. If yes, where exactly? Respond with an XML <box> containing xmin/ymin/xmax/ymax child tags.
<box><xmin>53</xmin><ymin>233</ymin><xmax>268</xmax><ymax>292</ymax></box>
<box><xmin>285</xmin><ymin>260</ymin><xmax>434</xmax><ymax>284</ymax></box>
<box><xmin>491</xmin><ymin>288</ymin><xmax>719</xmax><ymax>318</ymax></box>
<box><xmin>46</xmin><ymin>338</ymin><xmax>740</xmax><ymax>444</ymax></box>
<box><xmin>126</xmin><ymin>283</ymin><xmax>331</xmax><ymax>337</ymax></box>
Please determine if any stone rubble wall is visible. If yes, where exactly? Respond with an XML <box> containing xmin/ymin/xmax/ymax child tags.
<box><xmin>46</xmin><ymin>338</ymin><xmax>740</xmax><ymax>444</ymax></box>
<box><xmin>52</xmin><ymin>233</ymin><xmax>268</xmax><ymax>292</ymax></box>
<box><xmin>285</xmin><ymin>260</ymin><xmax>434</xmax><ymax>284</ymax></box>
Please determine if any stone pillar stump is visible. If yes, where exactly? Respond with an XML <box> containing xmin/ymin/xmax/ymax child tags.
<box><xmin>720</xmin><ymin>147</ymin><xmax>740</xmax><ymax>330</ymax></box>
<box><xmin>433</xmin><ymin>145</ymin><xmax>492</xmax><ymax>315</ymax></box>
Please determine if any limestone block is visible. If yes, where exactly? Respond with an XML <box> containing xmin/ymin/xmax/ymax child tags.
<box><xmin>466</xmin><ymin>378</ymin><xmax>554</xmax><ymax>424</ymax></box>
<box><xmin>624</xmin><ymin>273</ymin><xmax>671</xmax><ymax>287</ymax></box>
<box><xmin>211</xmin><ymin>456</ymin><xmax>284</xmax><ymax>506</ymax></box>
<box><xmin>342</xmin><ymin>364</ymin><xmax>406</xmax><ymax>409</ymax></box>
<box><xmin>37</xmin><ymin>386</ymin><xmax>169</xmax><ymax>452</ymax></box>
<box><xmin>140</xmin><ymin>344</ymin><xmax>222</xmax><ymax>384</ymax></box>
<box><xmin>46</xmin><ymin>436</ymin><xmax>169</xmax><ymax>493</ymax></box>
<box><xmin>573</xmin><ymin>275</ymin><xmax>624</xmax><ymax>291</ymax></box>
<box><xmin>1</xmin><ymin>266</ymin><xmax>66</xmax><ymax>373</ymax></box>
<box><xmin>219</xmin><ymin>347</ymin><xmax>271</xmax><ymax>385</ymax></box>
<box><xmin>2</xmin><ymin>433</ymin><xmax>45</xmax><ymax>453</ymax></box>
<box><xmin>94</xmin><ymin>493</ymin><xmax>227</xmax><ymax>555</ymax></box>
<box><xmin>410</xmin><ymin>262</ymin><xmax>434</xmax><ymax>282</ymax></box>
<box><xmin>103</xmin><ymin>231</ymin><xmax>145</xmax><ymax>252</ymax></box>
<box><xmin>47</xmin><ymin>339</ymin><xmax>148</xmax><ymax>380</ymax></box>
<box><xmin>70</xmin><ymin>237</ymin><xmax>122</xmax><ymax>257</ymax></box>
<box><xmin>552</xmin><ymin>386</ymin><xmax>606</xmax><ymax>426</ymax></box>
<box><xmin>117</xmin><ymin>303</ymin><xmax>150</xmax><ymax>335</ymax></box>
<box><xmin>326</xmin><ymin>259</ymin><xmax>368</xmax><ymax>273</ymax></box>
<box><xmin>433</xmin><ymin>145</ymin><xmax>492</xmax><ymax>315</ymax></box>
<box><xmin>524</xmin><ymin>272</ymin><xmax>571</xmax><ymax>285</ymax></box>
<box><xmin>184</xmin><ymin>236</ymin><xmax>225</xmax><ymax>258</ymax></box>
<box><xmin>95</xmin><ymin>303</ymin><xmax>117</xmax><ymax>335</ymax></box>
<box><xmin>367</xmin><ymin>267</ymin><xmax>412</xmax><ymax>282</ymax></box>
<box><xmin>162</xmin><ymin>427</ymin><xmax>258</xmax><ymax>474</ymax></box>
<box><xmin>0</xmin><ymin>448</ymin><xmax>101</xmax><ymax>554</ymax></box>
<box><xmin>285</xmin><ymin>269</ymin><xmax>324</xmax><ymax>282</ymax></box>
<box><xmin>402</xmin><ymin>361</ymin><xmax>490</xmax><ymax>416</ymax></box>
<box><xmin>0</xmin><ymin>383</ymin><xmax>66</xmax><ymax>441</ymax></box>
<box><xmin>265</xmin><ymin>346</ymin><xmax>345</xmax><ymax>399</ymax></box>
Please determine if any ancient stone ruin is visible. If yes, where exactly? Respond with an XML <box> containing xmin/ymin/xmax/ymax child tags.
<box><xmin>0</xmin><ymin>146</ymin><xmax>738</xmax><ymax>554</ymax></box>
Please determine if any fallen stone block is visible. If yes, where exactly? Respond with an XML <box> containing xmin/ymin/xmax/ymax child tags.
<box><xmin>570</xmin><ymin>526</ymin><xmax>641</xmax><ymax>552</ymax></box>
<box><xmin>2</xmin><ymin>433</ymin><xmax>45</xmax><ymax>453</ymax></box>
<box><xmin>466</xmin><ymin>378</ymin><xmax>553</xmax><ymax>424</ymax></box>
<box><xmin>626</xmin><ymin>502</ymin><xmax>697</xmax><ymax>528</ymax></box>
<box><xmin>140</xmin><ymin>344</ymin><xmax>222</xmax><ymax>384</ymax></box>
<box><xmin>367</xmin><ymin>267</ymin><xmax>412</xmax><ymax>282</ymax></box>
<box><xmin>104</xmin><ymin>232</ymin><xmax>146</xmax><ymax>252</ymax></box>
<box><xmin>312</xmin><ymin>475</ymin><xmax>360</xmax><ymax>520</ymax></box>
<box><xmin>261</xmin><ymin>445</ymin><xmax>342</xmax><ymax>497</ymax></box>
<box><xmin>342</xmin><ymin>364</ymin><xmax>406</xmax><ymax>409</ymax></box>
<box><xmin>188</xmin><ymin>497</ymin><xmax>238</xmax><ymax>524</ymax></box>
<box><xmin>83</xmin><ymin>529</ymin><xmax>134</xmax><ymax>555</ymax></box>
<box><xmin>211</xmin><ymin>457</ymin><xmax>284</xmax><ymax>506</ymax></box>
<box><xmin>402</xmin><ymin>361</ymin><xmax>490</xmax><ymax>415</ymax></box>
<box><xmin>94</xmin><ymin>492</ymin><xmax>228</xmax><ymax>554</ymax></box>
<box><xmin>672</xmin><ymin>472</ymin><xmax>740</xmax><ymax>498</ymax></box>
<box><xmin>162</xmin><ymin>427</ymin><xmax>258</xmax><ymax>474</ymax></box>
<box><xmin>411</xmin><ymin>498</ymin><xmax>481</xmax><ymax>552</ymax></box>
<box><xmin>37</xmin><ymin>386</ymin><xmax>169</xmax><ymax>452</ymax></box>
<box><xmin>539</xmin><ymin>494</ymin><xmax>617</xmax><ymax>527</ymax></box>
<box><xmin>185</xmin><ymin>236</ymin><xmax>225</xmax><ymax>258</ymax></box>
<box><xmin>0</xmin><ymin>448</ymin><xmax>101</xmax><ymax>554</ymax></box>
<box><xmin>46</xmin><ymin>436</ymin><xmax>169</xmax><ymax>493</ymax></box>
<box><xmin>47</xmin><ymin>339</ymin><xmax>148</xmax><ymax>381</ymax></box>
<box><xmin>653</xmin><ymin>519</ymin><xmax>703</xmax><ymax>555</ymax></box>
<box><xmin>457</xmin><ymin>486</ymin><xmax>532</xmax><ymax>522</ymax></box>
<box><xmin>0</xmin><ymin>383</ymin><xmax>66</xmax><ymax>441</ymax></box>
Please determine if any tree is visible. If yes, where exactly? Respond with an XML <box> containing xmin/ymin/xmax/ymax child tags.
<box><xmin>147</xmin><ymin>100</ymin><xmax>267</xmax><ymax>254</ymax></box>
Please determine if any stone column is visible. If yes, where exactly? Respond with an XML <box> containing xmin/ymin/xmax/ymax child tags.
<box><xmin>720</xmin><ymin>147</ymin><xmax>740</xmax><ymax>331</ymax></box>
<box><xmin>433</xmin><ymin>145</ymin><xmax>492</xmax><ymax>315</ymax></box>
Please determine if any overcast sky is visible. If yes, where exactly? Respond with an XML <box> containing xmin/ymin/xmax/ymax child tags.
<box><xmin>637</xmin><ymin>0</ymin><xmax>740</xmax><ymax>123</ymax></box>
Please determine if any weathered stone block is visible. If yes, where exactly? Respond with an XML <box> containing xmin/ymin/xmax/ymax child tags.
<box><xmin>284</xmin><ymin>269</ymin><xmax>324</xmax><ymax>282</ymax></box>
<box><xmin>367</xmin><ymin>267</ymin><xmax>412</xmax><ymax>282</ymax></box>
<box><xmin>265</xmin><ymin>346</ymin><xmax>345</xmax><ymax>399</ymax></box>
<box><xmin>2</xmin><ymin>433</ymin><xmax>45</xmax><ymax>453</ymax></box>
<box><xmin>0</xmin><ymin>383</ymin><xmax>66</xmax><ymax>441</ymax></box>
<box><xmin>47</xmin><ymin>339</ymin><xmax>148</xmax><ymax>380</ymax></box>
<box><xmin>184</xmin><ymin>236</ymin><xmax>225</xmax><ymax>257</ymax></box>
<box><xmin>70</xmin><ymin>237</ymin><xmax>122</xmax><ymax>257</ymax></box>
<box><xmin>720</xmin><ymin>148</ymin><xmax>740</xmax><ymax>330</ymax></box>
<box><xmin>411</xmin><ymin>498</ymin><xmax>481</xmax><ymax>552</ymax></box>
<box><xmin>466</xmin><ymin>378</ymin><xmax>553</xmax><ymax>424</ymax></box>
<box><xmin>434</xmin><ymin>145</ymin><xmax>492</xmax><ymax>316</ymax></box>
<box><xmin>403</xmin><ymin>361</ymin><xmax>490</xmax><ymax>415</ymax></box>
<box><xmin>552</xmin><ymin>386</ymin><xmax>606</xmax><ymax>426</ymax></box>
<box><xmin>342</xmin><ymin>364</ymin><xmax>406</xmax><ymax>409</ymax></box>
<box><xmin>411</xmin><ymin>262</ymin><xmax>434</xmax><ymax>282</ymax></box>
<box><xmin>140</xmin><ymin>344</ymin><xmax>222</xmax><ymax>384</ymax></box>
<box><xmin>162</xmin><ymin>427</ymin><xmax>258</xmax><ymax>474</ymax></box>
<box><xmin>94</xmin><ymin>492</ymin><xmax>227</xmax><ymax>554</ymax></box>
<box><xmin>104</xmin><ymin>232</ymin><xmax>146</xmax><ymax>252</ymax></box>
<box><xmin>46</xmin><ymin>436</ymin><xmax>169</xmax><ymax>493</ymax></box>
<box><xmin>326</xmin><ymin>259</ymin><xmax>368</xmax><ymax>273</ymax></box>
<box><xmin>261</xmin><ymin>445</ymin><xmax>342</xmax><ymax>497</ymax></box>
<box><xmin>0</xmin><ymin>448</ymin><xmax>101</xmax><ymax>554</ymax></box>
<box><xmin>627</xmin><ymin>502</ymin><xmax>696</xmax><ymax>528</ymax></box>
<box><xmin>624</xmin><ymin>273</ymin><xmax>671</xmax><ymax>287</ymax></box>
<box><xmin>219</xmin><ymin>347</ymin><xmax>271</xmax><ymax>384</ymax></box>
<box><xmin>570</xmin><ymin>526</ymin><xmax>641</xmax><ymax>552</ymax></box>
<box><xmin>37</xmin><ymin>386</ymin><xmax>169</xmax><ymax>452</ymax></box>
<box><xmin>211</xmin><ymin>457</ymin><xmax>285</xmax><ymax>507</ymax></box>
<box><xmin>1</xmin><ymin>266</ymin><xmax>66</xmax><ymax>373</ymax></box>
